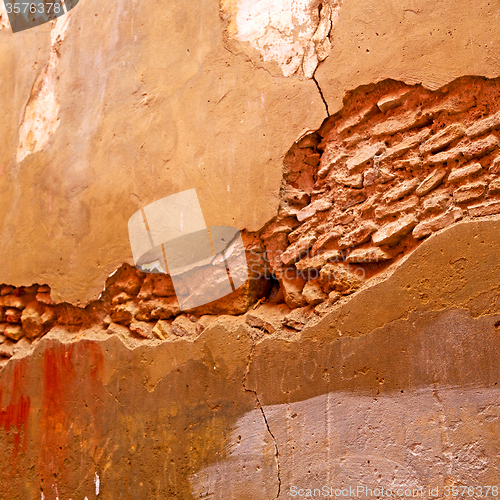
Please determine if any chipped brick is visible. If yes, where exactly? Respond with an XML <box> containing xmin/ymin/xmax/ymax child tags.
<box><xmin>377</xmin><ymin>89</ymin><xmax>412</xmax><ymax>113</ymax></box>
<box><xmin>281</xmin><ymin>234</ymin><xmax>318</xmax><ymax>266</ymax></box>
<box><xmin>311</xmin><ymin>227</ymin><xmax>343</xmax><ymax>254</ymax></box>
<box><xmin>462</xmin><ymin>135</ymin><xmax>499</xmax><ymax>160</ymax></box>
<box><xmin>453</xmin><ymin>181</ymin><xmax>487</xmax><ymax>203</ymax></box>
<box><xmin>297</xmin><ymin>198</ymin><xmax>332</xmax><ymax>222</ymax></box>
<box><xmin>345</xmin><ymin>247</ymin><xmax>393</xmax><ymax>264</ymax></box>
<box><xmin>425</xmin><ymin>146</ymin><xmax>463</xmax><ymax>166</ymax></box>
<box><xmin>423</xmin><ymin>190</ymin><xmax>451</xmax><ymax>214</ymax></box>
<box><xmin>372</xmin><ymin>215</ymin><xmax>418</xmax><ymax>246</ymax></box>
<box><xmin>466</xmin><ymin>109</ymin><xmax>500</xmax><ymax>138</ymax></box>
<box><xmin>337</xmin><ymin>104</ymin><xmax>377</xmax><ymax>134</ymax></box>
<box><xmin>301</xmin><ymin>281</ymin><xmax>327</xmax><ymax>306</ymax></box>
<box><xmin>468</xmin><ymin>200</ymin><xmax>500</xmax><ymax>217</ymax></box>
<box><xmin>384</xmin><ymin>178</ymin><xmax>420</xmax><ymax>202</ymax></box>
<box><xmin>345</xmin><ymin>143</ymin><xmax>385</xmax><ymax>173</ymax></box>
<box><xmin>380</xmin><ymin>128</ymin><xmax>431</xmax><ymax>162</ymax></box>
<box><xmin>419</xmin><ymin>123</ymin><xmax>466</xmax><ymax>155</ymax></box>
<box><xmin>372</xmin><ymin>109</ymin><xmax>433</xmax><ymax>137</ymax></box>
<box><xmin>447</xmin><ymin>162</ymin><xmax>483</xmax><ymax>183</ymax></box>
<box><xmin>415</xmin><ymin>168</ymin><xmax>447</xmax><ymax>196</ymax></box>
<box><xmin>394</xmin><ymin>157</ymin><xmax>423</xmax><ymax>170</ymax></box>
<box><xmin>413</xmin><ymin>208</ymin><xmax>463</xmax><ymax>239</ymax></box>
<box><xmin>332</xmin><ymin>172</ymin><xmax>363</xmax><ymax>188</ymax></box>
<box><xmin>296</xmin><ymin>250</ymin><xmax>343</xmax><ymax>271</ymax></box>
<box><xmin>338</xmin><ymin>222</ymin><xmax>378</xmax><ymax>249</ymax></box>
<box><xmin>375</xmin><ymin>195</ymin><xmax>419</xmax><ymax>219</ymax></box>
<box><xmin>363</xmin><ymin>167</ymin><xmax>395</xmax><ymax>187</ymax></box>
<box><xmin>488</xmin><ymin>178</ymin><xmax>500</xmax><ymax>194</ymax></box>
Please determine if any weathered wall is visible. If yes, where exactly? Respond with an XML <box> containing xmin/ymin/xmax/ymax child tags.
<box><xmin>2</xmin><ymin>0</ymin><xmax>500</xmax><ymax>498</ymax></box>
<box><xmin>1</xmin><ymin>219</ymin><xmax>500</xmax><ymax>499</ymax></box>
<box><xmin>0</xmin><ymin>0</ymin><xmax>500</xmax><ymax>302</ymax></box>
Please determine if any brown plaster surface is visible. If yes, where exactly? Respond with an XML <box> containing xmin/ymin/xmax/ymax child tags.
<box><xmin>1</xmin><ymin>0</ymin><xmax>500</xmax><ymax>302</ymax></box>
<box><xmin>1</xmin><ymin>219</ymin><xmax>500</xmax><ymax>498</ymax></box>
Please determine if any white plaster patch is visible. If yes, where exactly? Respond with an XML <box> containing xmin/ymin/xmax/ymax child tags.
<box><xmin>190</xmin><ymin>386</ymin><xmax>499</xmax><ymax>499</ymax></box>
<box><xmin>223</xmin><ymin>0</ymin><xmax>342</xmax><ymax>77</ymax></box>
<box><xmin>95</xmin><ymin>472</ymin><xmax>100</xmax><ymax>495</ymax></box>
<box><xmin>0</xmin><ymin>1</ymin><xmax>9</xmax><ymax>30</ymax></box>
<box><xmin>16</xmin><ymin>13</ymin><xmax>71</xmax><ymax>163</ymax></box>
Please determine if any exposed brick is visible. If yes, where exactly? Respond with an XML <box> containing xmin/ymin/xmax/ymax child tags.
<box><xmin>1</xmin><ymin>295</ymin><xmax>27</xmax><ymax>309</ymax></box>
<box><xmin>280</xmin><ymin>273</ymin><xmax>308</xmax><ymax>308</ymax></box>
<box><xmin>297</xmin><ymin>198</ymin><xmax>332</xmax><ymax>222</ymax></box>
<box><xmin>332</xmin><ymin>172</ymin><xmax>363</xmax><ymax>188</ymax></box>
<box><xmin>288</xmin><ymin>218</ymin><xmax>319</xmax><ymax>244</ymax></box>
<box><xmin>343</xmin><ymin>134</ymin><xmax>365</xmax><ymax>147</ymax></box>
<box><xmin>296</xmin><ymin>250</ymin><xmax>343</xmax><ymax>271</ymax></box>
<box><xmin>338</xmin><ymin>222</ymin><xmax>378</xmax><ymax>249</ymax></box>
<box><xmin>311</xmin><ymin>227</ymin><xmax>343</xmax><ymax>253</ymax></box>
<box><xmin>375</xmin><ymin>195</ymin><xmax>419</xmax><ymax>219</ymax></box>
<box><xmin>384</xmin><ymin>178</ymin><xmax>420</xmax><ymax>202</ymax></box>
<box><xmin>422</xmin><ymin>190</ymin><xmax>451</xmax><ymax>214</ymax></box>
<box><xmin>319</xmin><ymin>264</ymin><xmax>362</xmax><ymax>295</ymax></box>
<box><xmin>339</xmin><ymin>191</ymin><xmax>367</xmax><ymax>210</ymax></box>
<box><xmin>380</xmin><ymin>128</ymin><xmax>431</xmax><ymax>162</ymax></box>
<box><xmin>337</xmin><ymin>104</ymin><xmax>378</xmax><ymax>134</ymax></box>
<box><xmin>412</xmin><ymin>208</ymin><xmax>463</xmax><ymax>239</ymax></box>
<box><xmin>415</xmin><ymin>168</ymin><xmax>447</xmax><ymax>196</ymax></box>
<box><xmin>466</xmin><ymin>109</ymin><xmax>500</xmax><ymax>138</ymax></box>
<box><xmin>372</xmin><ymin>109</ymin><xmax>433</xmax><ymax>137</ymax></box>
<box><xmin>304</xmin><ymin>153</ymin><xmax>321</xmax><ymax>166</ymax></box>
<box><xmin>317</xmin><ymin>152</ymin><xmax>347</xmax><ymax>179</ymax></box>
<box><xmin>281</xmin><ymin>234</ymin><xmax>318</xmax><ymax>265</ymax></box>
<box><xmin>488</xmin><ymin>178</ymin><xmax>500</xmax><ymax>194</ymax></box>
<box><xmin>130</xmin><ymin>320</ymin><xmax>154</xmax><ymax>339</ymax></box>
<box><xmin>345</xmin><ymin>247</ymin><xmax>393</xmax><ymax>264</ymax></box>
<box><xmin>452</xmin><ymin>181</ymin><xmax>487</xmax><ymax>203</ymax></box>
<box><xmin>4</xmin><ymin>325</ymin><xmax>23</xmax><ymax>341</ymax></box>
<box><xmin>447</xmin><ymin>162</ymin><xmax>483</xmax><ymax>183</ymax></box>
<box><xmin>425</xmin><ymin>146</ymin><xmax>463</xmax><ymax>166</ymax></box>
<box><xmin>5</xmin><ymin>308</ymin><xmax>21</xmax><ymax>323</ymax></box>
<box><xmin>394</xmin><ymin>157</ymin><xmax>423</xmax><ymax>170</ymax></box>
<box><xmin>372</xmin><ymin>215</ymin><xmax>418</xmax><ymax>246</ymax></box>
<box><xmin>425</xmin><ymin>95</ymin><xmax>475</xmax><ymax>115</ymax></box>
<box><xmin>462</xmin><ymin>135</ymin><xmax>499</xmax><ymax>160</ymax></box>
<box><xmin>111</xmin><ymin>302</ymin><xmax>138</xmax><ymax>325</ymax></box>
<box><xmin>363</xmin><ymin>168</ymin><xmax>395</xmax><ymax>187</ymax></box>
<box><xmin>281</xmin><ymin>186</ymin><xmax>310</xmax><ymax>208</ymax></box>
<box><xmin>377</xmin><ymin>89</ymin><xmax>412</xmax><ymax>113</ymax></box>
<box><xmin>301</xmin><ymin>281</ymin><xmax>327</xmax><ymax>306</ymax></box>
<box><xmin>345</xmin><ymin>143</ymin><xmax>385</xmax><ymax>173</ymax></box>
<box><xmin>489</xmin><ymin>155</ymin><xmax>500</xmax><ymax>174</ymax></box>
<box><xmin>468</xmin><ymin>200</ymin><xmax>500</xmax><ymax>217</ymax></box>
<box><xmin>419</xmin><ymin>123</ymin><xmax>466</xmax><ymax>155</ymax></box>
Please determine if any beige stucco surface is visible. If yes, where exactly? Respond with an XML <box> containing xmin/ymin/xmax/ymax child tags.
<box><xmin>0</xmin><ymin>0</ymin><xmax>500</xmax><ymax>303</ymax></box>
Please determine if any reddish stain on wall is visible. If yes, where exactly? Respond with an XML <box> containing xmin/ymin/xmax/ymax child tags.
<box><xmin>39</xmin><ymin>340</ymin><xmax>104</xmax><ymax>493</ymax></box>
<box><xmin>0</xmin><ymin>360</ymin><xmax>30</xmax><ymax>459</ymax></box>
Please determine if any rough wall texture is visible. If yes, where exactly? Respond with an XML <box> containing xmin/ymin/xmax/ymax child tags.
<box><xmin>1</xmin><ymin>219</ymin><xmax>500</xmax><ymax>499</ymax></box>
<box><xmin>2</xmin><ymin>0</ymin><xmax>500</xmax><ymax>498</ymax></box>
<box><xmin>1</xmin><ymin>0</ymin><xmax>500</xmax><ymax>302</ymax></box>
<box><xmin>2</xmin><ymin>77</ymin><xmax>500</xmax><ymax>498</ymax></box>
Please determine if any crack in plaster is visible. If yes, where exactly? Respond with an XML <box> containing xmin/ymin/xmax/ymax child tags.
<box><xmin>243</xmin><ymin>341</ymin><xmax>282</xmax><ymax>499</ymax></box>
<box><xmin>313</xmin><ymin>74</ymin><xmax>329</xmax><ymax>115</ymax></box>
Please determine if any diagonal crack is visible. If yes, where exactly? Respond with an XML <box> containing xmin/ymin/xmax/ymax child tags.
<box><xmin>313</xmin><ymin>75</ymin><xmax>330</xmax><ymax>116</ymax></box>
<box><xmin>243</xmin><ymin>342</ymin><xmax>282</xmax><ymax>499</ymax></box>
